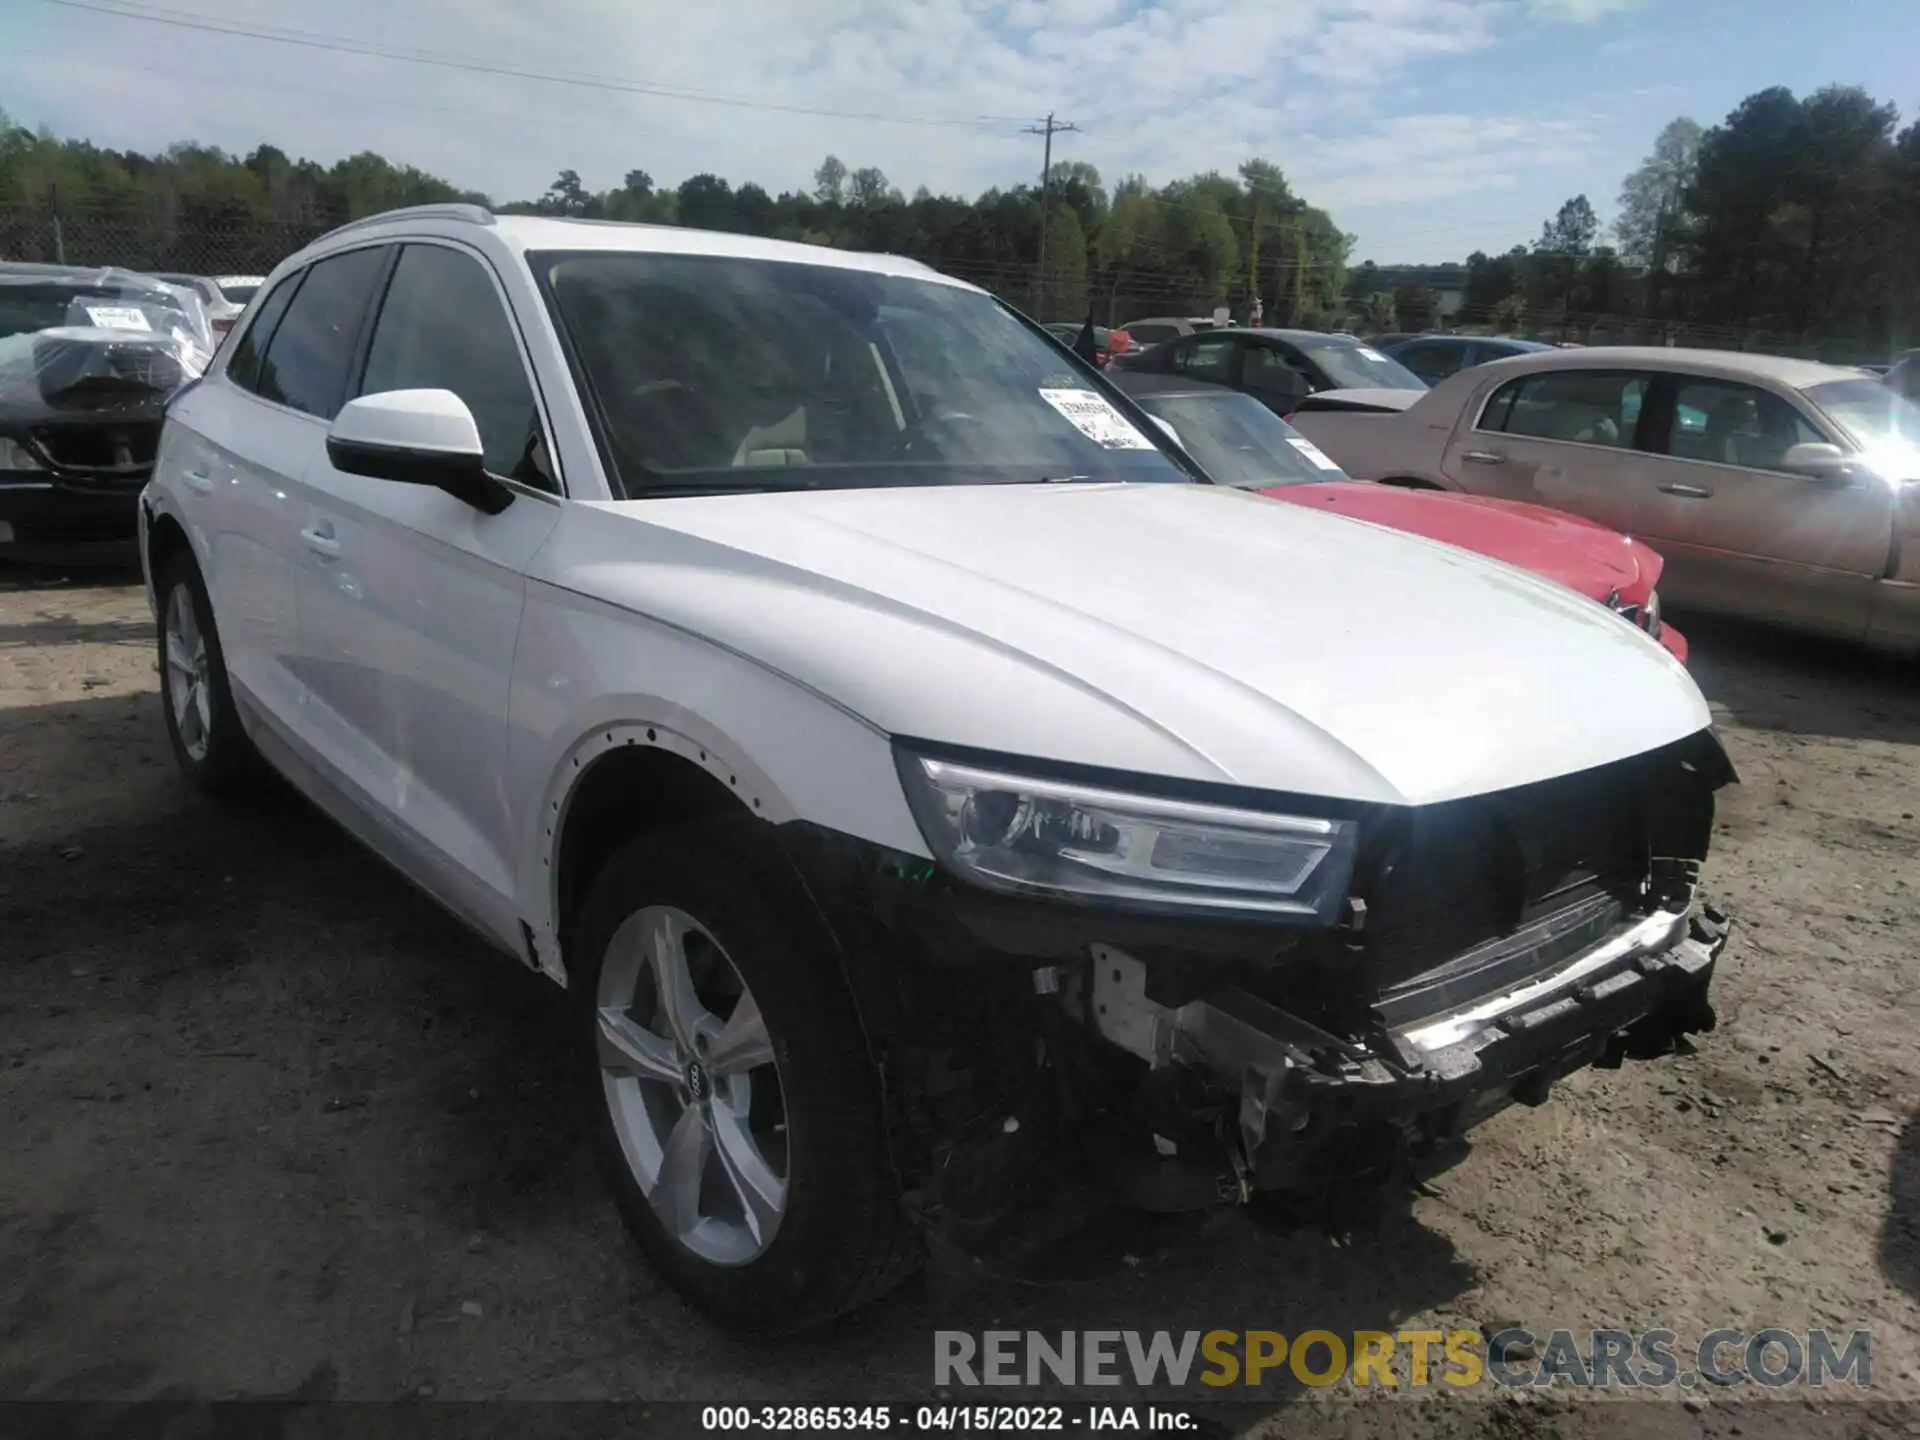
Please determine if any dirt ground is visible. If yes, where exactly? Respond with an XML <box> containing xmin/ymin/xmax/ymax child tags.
<box><xmin>3</xmin><ymin>559</ymin><xmax>1919</xmax><ymax>1439</ymax></box>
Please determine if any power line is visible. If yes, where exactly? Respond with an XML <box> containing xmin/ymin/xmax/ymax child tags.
<box><xmin>38</xmin><ymin>0</ymin><xmax>1029</xmax><ymax>130</ymax></box>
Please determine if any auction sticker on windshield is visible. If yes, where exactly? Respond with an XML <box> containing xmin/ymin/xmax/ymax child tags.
<box><xmin>81</xmin><ymin>306</ymin><xmax>153</xmax><ymax>332</ymax></box>
<box><xmin>1038</xmin><ymin>388</ymin><xmax>1155</xmax><ymax>450</ymax></box>
<box><xmin>1288</xmin><ymin>436</ymin><xmax>1343</xmax><ymax>471</ymax></box>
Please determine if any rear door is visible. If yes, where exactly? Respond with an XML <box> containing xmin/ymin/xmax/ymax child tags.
<box><xmin>1631</xmin><ymin>372</ymin><xmax>1891</xmax><ymax>634</ymax></box>
<box><xmin>1438</xmin><ymin>365</ymin><xmax>1660</xmax><ymax>539</ymax></box>
<box><xmin>165</xmin><ymin>258</ymin><xmax>370</xmax><ymax>739</ymax></box>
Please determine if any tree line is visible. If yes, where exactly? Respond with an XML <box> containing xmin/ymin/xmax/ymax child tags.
<box><xmin>1359</xmin><ymin>85</ymin><xmax>1919</xmax><ymax>356</ymax></box>
<box><xmin>0</xmin><ymin>110</ymin><xmax>1351</xmax><ymax>327</ymax></box>
<box><xmin>3</xmin><ymin>81</ymin><xmax>1918</xmax><ymax>351</ymax></box>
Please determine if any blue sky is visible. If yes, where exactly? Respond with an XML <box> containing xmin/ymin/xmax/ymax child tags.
<box><xmin>2</xmin><ymin>0</ymin><xmax>1917</xmax><ymax>262</ymax></box>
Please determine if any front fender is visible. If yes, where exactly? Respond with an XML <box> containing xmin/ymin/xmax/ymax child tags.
<box><xmin>507</xmin><ymin>578</ymin><xmax>929</xmax><ymax>981</ymax></box>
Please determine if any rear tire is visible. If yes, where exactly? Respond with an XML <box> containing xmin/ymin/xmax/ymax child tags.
<box><xmin>573</xmin><ymin>817</ymin><xmax>919</xmax><ymax>1332</ymax></box>
<box><xmin>156</xmin><ymin>550</ymin><xmax>257</xmax><ymax>798</ymax></box>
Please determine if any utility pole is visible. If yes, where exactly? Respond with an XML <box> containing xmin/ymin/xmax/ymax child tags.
<box><xmin>1024</xmin><ymin>112</ymin><xmax>1078</xmax><ymax>318</ymax></box>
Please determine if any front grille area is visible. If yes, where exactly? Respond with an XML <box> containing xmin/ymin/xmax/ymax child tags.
<box><xmin>1358</xmin><ymin>733</ymin><xmax>1725</xmax><ymax>1013</ymax></box>
<box><xmin>26</xmin><ymin>422</ymin><xmax>161</xmax><ymax>484</ymax></box>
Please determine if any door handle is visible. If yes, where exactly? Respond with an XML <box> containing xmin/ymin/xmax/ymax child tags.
<box><xmin>1658</xmin><ymin>482</ymin><xmax>1713</xmax><ymax>499</ymax></box>
<box><xmin>301</xmin><ymin>524</ymin><xmax>341</xmax><ymax>557</ymax></box>
<box><xmin>183</xmin><ymin>469</ymin><xmax>215</xmax><ymax>494</ymax></box>
<box><xmin>1460</xmin><ymin>450</ymin><xmax>1506</xmax><ymax>465</ymax></box>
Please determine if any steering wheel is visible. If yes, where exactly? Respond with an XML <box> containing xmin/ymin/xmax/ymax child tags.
<box><xmin>893</xmin><ymin>408</ymin><xmax>982</xmax><ymax>457</ymax></box>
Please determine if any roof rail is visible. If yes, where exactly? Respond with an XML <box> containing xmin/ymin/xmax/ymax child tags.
<box><xmin>315</xmin><ymin>202</ymin><xmax>496</xmax><ymax>243</ymax></box>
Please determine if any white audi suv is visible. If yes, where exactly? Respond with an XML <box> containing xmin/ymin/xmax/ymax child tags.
<box><xmin>141</xmin><ymin>204</ymin><xmax>1733</xmax><ymax>1332</ymax></box>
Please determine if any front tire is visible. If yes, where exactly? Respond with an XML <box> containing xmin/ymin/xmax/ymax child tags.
<box><xmin>156</xmin><ymin>551</ymin><xmax>256</xmax><ymax>797</ymax></box>
<box><xmin>573</xmin><ymin>819</ymin><xmax>919</xmax><ymax>1332</ymax></box>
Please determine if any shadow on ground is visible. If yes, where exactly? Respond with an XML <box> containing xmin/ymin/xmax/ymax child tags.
<box><xmin>0</xmin><ymin>554</ymin><xmax>144</xmax><ymax>593</ymax></box>
<box><xmin>1877</xmin><ymin>1110</ymin><xmax>1920</xmax><ymax>1307</ymax></box>
<box><xmin>1676</xmin><ymin>610</ymin><xmax>1920</xmax><ymax>746</ymax></box>
<box><xmin>0</xmin><ymin>688</ymin><xmax>1483</xmax><ymax>1411</ymax></box>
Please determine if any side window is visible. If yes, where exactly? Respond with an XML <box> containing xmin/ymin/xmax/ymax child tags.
<box><xmin>360</xmin><ymin>244</ymin><xmax>549</xmax><ymax>486</ymax></box>
<box><xmin>1173</xmin><ymin>338</ymin><xmax>1235</xmax><ymax>384</ymax></box>
<box><xmin>1242</xmin><ymin>344</ymin><xmax>1307</xmax><ymax>399</ymax></box>
<box><xmin>1480</xmin><ymin>370</ymin><xmax>1652</xmax><ymax>450</ymax></box>
<box><xmin>226</xmin><ymin>272</ymin><xmax>301</xmax><ymax>395</ymax></box>
<box><xmin>256</xmin><ymin>246</ymin><xmax>391</xmax><ymax>420</ymax></box>
<box><xmin>1664</xmin><ymin>378</ymin><xmax>1824</xmax><ymax>472</ymax></box>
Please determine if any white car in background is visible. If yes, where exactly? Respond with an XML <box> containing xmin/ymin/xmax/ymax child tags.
<box><xmin>152</xmin><ymin>272</ymin><xmax>267</xmax><ymax>342</ymax></box>
<box><xmin>140</xmin><ymin>204</ymin><xmax>1734</xmax><ymax>1332</ymax></box>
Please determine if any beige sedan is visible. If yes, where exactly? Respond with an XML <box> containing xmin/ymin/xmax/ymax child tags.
<box><xmin>1289</xmin><ymin>347</ymin><xmax>1920</xmax><ymax>650</ymax></box>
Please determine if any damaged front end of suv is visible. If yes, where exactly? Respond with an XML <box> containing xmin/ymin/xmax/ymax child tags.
<box><xmin>784</xmin><ymin>726</ymin><xmax>1734</xmax><ymax>1247</ymax></box>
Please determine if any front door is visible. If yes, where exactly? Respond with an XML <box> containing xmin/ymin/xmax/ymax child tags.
<box><xmin>295</xmin><ymin>240</ymin><xmax>563</xmax><ymax>948</ymax></box>
<box><xmin>1631</xmin><ymin>373</ymin><xmax>1892</xmax><ymax>635</ymax></box>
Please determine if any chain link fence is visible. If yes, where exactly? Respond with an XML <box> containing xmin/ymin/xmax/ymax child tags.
<box><xmin>2</xmin><ymin>206</ymin><xmax>1892</xmax><ymax>366</ymax></box>
<box><xmin>0</xmin><ymin>205</ymin><xmax>337</xmax><ymax>277</ymax></box>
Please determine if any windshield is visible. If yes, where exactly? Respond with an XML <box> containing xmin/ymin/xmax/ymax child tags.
<box><xmin>1804</xmin><ymin>378</ymin><xmax>1920</xmax><ymax>478</ymax></box>
<box><xmin>533</xmin><ymin>251</ymin><xmax>1191</xmax><ymax>496</ymax></box>
<box><xmin>0</xmin><ymin>283</ymin><xmax>193</xmax><ymax>345</ymax></box>
<box><xmin>1130</xmin><ymin>390</ymin><xmax>1346</xmax><ymax>489</ymax></box>
<box><xmin>1300</xmin><ymin>338</ymin><xmax>1427</xmax><ymax>392</ymax></box>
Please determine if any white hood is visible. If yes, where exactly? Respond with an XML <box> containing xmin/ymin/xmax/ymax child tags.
<box><xmin>567</xmin><ymin>482</ymin><xmax>1709</xmax><ymax>806</ymax></box>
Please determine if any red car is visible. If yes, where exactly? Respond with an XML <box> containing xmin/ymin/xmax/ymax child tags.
<box><xmin>1117</xmin><ymin>374</ymin><xmax>1687</xmax><ymax>664</ymax></box>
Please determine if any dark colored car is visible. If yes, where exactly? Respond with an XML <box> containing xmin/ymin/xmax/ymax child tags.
<box><xmin>1885</xmin><ymin>350</ymin><xmax>1919</xmax><ymax>403</ymax></box>
<box><xmin>1111</xmin><ymin>326</ymin><xmax>1427</xmax><ymax>414</ymax></box>
<box><xmin>1384</xmin><ymin>334</ymin><xmax>1556</xmax><ymax>385</ymax></box>
<box><xmin>0</xmin><ymin>265</ymin><xmax>213</xmax><ymax>554</ymax></box>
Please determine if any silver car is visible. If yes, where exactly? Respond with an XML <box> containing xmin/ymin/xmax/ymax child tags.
<box><xmin>1289</xmin><ymin>347</ymin><xmax>1920</xmax><ymax>650</ymax></box>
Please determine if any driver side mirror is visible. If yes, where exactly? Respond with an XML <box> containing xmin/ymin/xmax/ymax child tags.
<box><xmin>1780</xmin><ymin>441</ymin><xmax>1853</xmax><ymax>482</ymax></box>
<box><xmin>326</xmin><ymin>389</ymin><xmax>513</xmax><ymax>515</ymax></box>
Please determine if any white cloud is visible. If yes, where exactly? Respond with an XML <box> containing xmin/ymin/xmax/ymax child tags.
<box><xmin>1526</xmin><ymin>0</ymin><xmax>1647</xmax><ymax>19</ymax></box>
<box><xmin>0</xmin><ymin>0</ymin><xmax>1636</xmax><ymax>256</ymax></box>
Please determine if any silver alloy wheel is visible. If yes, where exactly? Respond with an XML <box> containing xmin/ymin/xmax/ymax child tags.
<box><xmin>596</xmin><ymin>905</ymin><xmax>789</xmax><ymax>1266</ymax></box>
<box><xmin>163</xmin><ymin>581</ymin><xmax>213</xmax><ymax>764</ymax></box>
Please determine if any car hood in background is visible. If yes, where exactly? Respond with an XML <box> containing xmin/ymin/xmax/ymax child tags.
<box><xmin>567</xmin><ymin>481</ymin><xmax>1707</xmax><ymax>808</ymax></box>
<box><xmin>1291</xmin><ymin>388</ymin><xmax>1425</xmax><ymax>414</ymax></box>
<box><xmin>1259</xmin><ymin>482</ymin><xmax>1659</xmax><ymax>600</ymax></box>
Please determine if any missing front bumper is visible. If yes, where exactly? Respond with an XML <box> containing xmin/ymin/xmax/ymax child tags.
<box><xmin>1087</xmin><ymin>904</ymin><xmax>1730</xmax><ymax>1202</ymax></box>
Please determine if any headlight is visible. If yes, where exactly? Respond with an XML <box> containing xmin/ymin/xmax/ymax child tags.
<box><xmin>894</xmin><ymin>750</ymin><xmax>1359</xmax><ymax>923</ymax></box>
<box><xmin>0</xmin><ymin>437</ymin><xmax>42</xmax><ymax>472</ymax></box>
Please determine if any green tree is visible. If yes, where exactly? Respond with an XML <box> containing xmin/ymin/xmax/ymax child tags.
<box><xmin>813</xmin><ymin>155</ymin><xmax>848</xmax><ymax>206</ymax></box>
<box><xmin>541</xmin><ymin>168</ymin><xmax>590</xmax><ymax>216</ymax></box>
<box><xmin>675</xmin><ymin>173</ymin><xmax>736</xmax><ymax>231</ymax></box>
<box><xmin>1614</xmin><ymin>117</ymin><xmax>1702</xmax><ymax>269</ymax></box>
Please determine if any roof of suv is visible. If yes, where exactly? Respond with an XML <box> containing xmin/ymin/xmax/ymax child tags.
<box><xmin>306</xmin><ymin>205</ymin><xmax>964</xmax><ymax>287</ymax></box>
